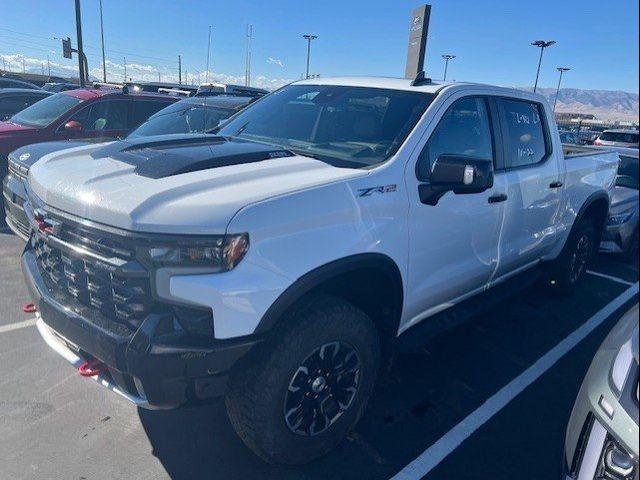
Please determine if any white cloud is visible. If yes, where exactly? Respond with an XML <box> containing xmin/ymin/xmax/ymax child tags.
<box><xmin>267</xmin><ymin>57</ymin><xmax>284</xmax><ymax>68</ymax></box>
<box><xmin>1</xmin><ymin>52</ymin><xmax>293</xmax><ymax>91</ymax></box>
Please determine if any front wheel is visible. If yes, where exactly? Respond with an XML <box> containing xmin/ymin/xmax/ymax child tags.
<box><xmin>225</xmin><ymin>295</ymin><xmax>380</xmax><ymax>465</ymax></box>
<box><xmin>546</xmin><ymin>218</ymin><xmax>596</xmax><ymax>295</ymax></box>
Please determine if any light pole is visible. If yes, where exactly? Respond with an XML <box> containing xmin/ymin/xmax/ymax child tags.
<box><xmin>531</xmin><ymin>40</ymin><xmax>556</xmax><ymax>93</ymax></box>
<box><xmin>441</xmin><ymin>54</ymin><xmax>455</xmax><ymax>81</ymax></box>
<box><xmin>75</xmin><ymin>0</ymin><xmax>86</xmax><ymax>86</ymax></box>
<box><xmin>245</xmin><ymin>24</ymin><xmax>253</xmax><ymax>87</ymax></box>
<box><xmin>553</xmin><ymin>67</ymin><xmax>570</xmax><ymax>111</ymax></box>
<box><xmin>205</xmin><ymin>26</ymin><xmax>212</xmax><ymax>84</ymax></box>
<box><xmin>302</xmin><ymin>34</ymin><xmax>317</xmax><ymax>79</ymax></box>
<box><xmin>99</xmin><ymin>0</ymin><xmax>107</xmax><ymax>82</ymax></box>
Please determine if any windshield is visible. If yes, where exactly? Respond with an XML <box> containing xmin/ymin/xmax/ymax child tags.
<box><xmin>216</xmin><ymin>85</ymin><xmax>435</xmax><ymax>169</ymax></box>
<box><xmin>128</xmin><ymin>104</ymin><xmax>233</xmax><ymax>138</ymax></box>
<box><xmin>600</xmin><ymin>131</ymin><xmax>639</xmax><ymax>144</ymax></box>
<box><xmin>10</xmin><ymin>92</ymin><xmax>83</xmax><ymax>127</ymax></box>
<box><xmin>616</xmin><ymin>155</ymin><xmax>639</xmax><ymax>189</ymax></box>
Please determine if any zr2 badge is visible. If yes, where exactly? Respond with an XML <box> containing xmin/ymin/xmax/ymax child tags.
<box><xmin>357</xmin><ymin>184</ymin><xmax>397</xmax><ymax>197</ymax></box>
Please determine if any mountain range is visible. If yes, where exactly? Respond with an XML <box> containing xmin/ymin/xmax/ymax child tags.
<box><xmin>519</xmin><ymin>87</ymin><xmax>639</xmax><ymax>122</ymax></box>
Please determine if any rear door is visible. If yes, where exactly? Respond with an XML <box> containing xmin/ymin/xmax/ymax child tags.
<box><xmin>491</xmin><ymin>98</ymin><xmax>563</xmax><ymax>281</ymax></box>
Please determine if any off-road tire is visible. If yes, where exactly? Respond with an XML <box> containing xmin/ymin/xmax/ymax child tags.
<box><xmin>546</xmin><ymin>218</ymin><xmax>596</xmax><ymax>295</ymax></box>
<box><xmin>225</xmin><ymin>294</ymin><xmax>380</xmax><ymax>465</ymax></box>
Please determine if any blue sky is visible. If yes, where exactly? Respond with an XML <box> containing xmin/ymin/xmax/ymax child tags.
<box><xmin>1</xmin><ymin>0</ymin><xmax>638</xmax><ymax>92</ymax></box>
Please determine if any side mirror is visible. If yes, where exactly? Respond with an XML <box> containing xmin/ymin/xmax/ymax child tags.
<box><xmin>64</xmin><ymin>120</ymin><xmax>83</xmax><ymax>131</ymax></box>
<box><xmin>418</xmin><ymin>154</ymin><xmax>494</xmax><ymax>206</ymax></box>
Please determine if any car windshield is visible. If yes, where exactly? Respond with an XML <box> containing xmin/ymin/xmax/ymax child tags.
<box><xmin>616</xmin><ymin>155</ymin><xmax>639</xmax><ymax>189</ymax></box>
<box><xmin>600</xmin><ymin>131</ymin><xmax>639</xmax><ymax>144</ymax></box>
<box><xmin>215</xmin><ymin>84</ymin><xmax>435</xmax><ymax>169</ymax></box>
<box><xmin>10</xmin><ymin>93</ymin><xmax>83</xmax><ymax>127</ymax></box>
<box><xmin>128</xmin><ymin>104</ymin><xmax>234</xmax><ymax>138</ymax></box>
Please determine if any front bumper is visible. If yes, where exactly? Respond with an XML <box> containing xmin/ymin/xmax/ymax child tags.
<box><xmin>23</xmin><ymin>247</ymin><xmax>260</xmax><ymax>408</ymax></box>
<box><xmin>2</xmin><ymin>172</ymin><xmax>29</xmax><ymax>240</ymax></box>
<box><xmin>564</xmin><ymin>346</ymin><xmax>639</xmax><ymax>479</ymax></box>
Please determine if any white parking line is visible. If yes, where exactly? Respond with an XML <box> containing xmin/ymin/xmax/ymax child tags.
<box><xmin>0</xmin><ymin>318</ymin><xmax>37</xmax><ymax>334</ymax></box>
<box><xmin>587</xmin><ymin>270</ymin><xmax>636</xmax><ymax>287</ymax></box>
<box><xmin>390</xmin><ymin>282</ymin><xmax>639</xmax><ymax>480</ymax></box>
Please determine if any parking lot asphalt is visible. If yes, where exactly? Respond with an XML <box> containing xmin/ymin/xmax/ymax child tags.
<box><xmin>0</xmin><ymin>227</ymin><xmax>637</xmax><ymax>480</ymax></box>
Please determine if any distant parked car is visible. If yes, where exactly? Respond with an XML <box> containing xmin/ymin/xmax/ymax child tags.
<box><xmin>0</xmin><ymin>88</ymin><xmax>52</xmax><ymax>121</ymax></box>
<box><xmin>559</xmin><ymin>129</ymin><xmax>583</xmax><ymax>145</ymax></box>
<box><xmin>600</xmin><ymin>147</ymin><xmax>639</xmax><ymax>260</ymax></box>
<box><xmin>563</xmin><ymin>304</ymin><xmax>638</xmax><ymax>480</ymax></box>
<box><xmin>41</xmin><ymin>82</ymin><xmax>81</xmax><ymax>93</ymax></box>
<box><xmin>1</xmin><ymin>87</ymin><xmax>178</xmax><ymax>229</ymax></box>
<box><xmin>0</xmin><ymin>76</ymin><xmax>40</xmax><ymax>90</ymax></box>
<box><xmin>126</xmin><ymin>81</ymin><xmax>199</xmax><ymax>96</ymax></box>
<box><xmin>594</xmin><ymin>129</ymin><xmax>639</xmax><ymax>148</ymax></box>
<box><xmin>128</xmin><ymin>94</ymin><xmax>258</xmax><ymax>138</ymax></box>
<box><xmin>195</xmin><ymin>82</ymin><xmax>269</xmax><ymax>98</ymax></box>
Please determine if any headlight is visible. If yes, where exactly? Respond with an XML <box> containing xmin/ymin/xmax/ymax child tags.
<box><xmin>611</xmin><ymin>338</ymin><xmax>633</xmax><ymax>393</ymax></box>
<box><xmin>607</xmin><ymin>209</ymin><xmax>634</xmax><ymax>226</ymax></box>
<box><xmin>146</xmin><ymin>233</ymin><xmax>249</xmax><ymax>271</ymax></box>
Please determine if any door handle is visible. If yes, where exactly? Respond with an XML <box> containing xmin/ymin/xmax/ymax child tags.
<box><xmin>488</xmin><ymin>193</ymin><xmax>508</xmax><ymax>204</ymax></box>
<box><xmin>549</xmin><ymin>181</ymin><xmax>563</xmax><ymax>188</ymax></box>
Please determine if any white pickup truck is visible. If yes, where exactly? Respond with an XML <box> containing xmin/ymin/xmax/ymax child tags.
<box><xmin>20</xmin><ymin>77</ymin><xmax>618</xmax><ymax>464</ymax></box>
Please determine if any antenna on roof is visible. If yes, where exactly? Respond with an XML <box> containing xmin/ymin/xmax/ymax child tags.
<box><xmin>411</xmin><ymin>71</ymin><xmax>432</xmax><ymax>86</ymax></box>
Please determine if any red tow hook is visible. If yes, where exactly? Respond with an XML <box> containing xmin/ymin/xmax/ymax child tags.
<box><xmin>22</xmin><ymin>303</ymin><xmax>37</xmax><ymax>314</ymax></box>
<box><xmin>78</xmin><ymin>359</ymin><xmax>108</xmax><ymax>377</ymax></box>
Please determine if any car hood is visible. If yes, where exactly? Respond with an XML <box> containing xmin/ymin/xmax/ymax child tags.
<box><xmin>0</xmin><ymin>121</ymin><xmax>36</xmax><ymax>135</ymax></box>
<box><xmin>10</xmin><ymin>140</ymin><xmax>94</xmax><ymax>168</ymax></box>
<box><xmin>610</xmin><ymin>186</ymin><xmax>639</xmax><ymax>213</ymax></box>
<box><xmin>28</xmin><ymin>135</ymin><xmax>367</xmax><ymax>234</ymax></box>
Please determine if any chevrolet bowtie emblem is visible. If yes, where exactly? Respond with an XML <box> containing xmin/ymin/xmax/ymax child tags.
<box><xmin>33</xmin><ymin>208</ymin><xmax>61</xmax><ymax>236</ymax></box>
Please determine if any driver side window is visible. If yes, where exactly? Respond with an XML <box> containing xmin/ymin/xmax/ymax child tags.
<box><xmin>417</xmin><ymin>97</ymin><xmax>494</xmax><ymax>179</ymax></box>
<box><xmin>68</xmin><ymin>101</ymin><xmax>129</xmax><ymax>132</ymax></box>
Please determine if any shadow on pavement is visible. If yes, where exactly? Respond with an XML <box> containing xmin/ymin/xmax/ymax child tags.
<box><xmin>137</xmin><ymin>264</ymin><xmax>633</xmax><ymax>480</ymax></box>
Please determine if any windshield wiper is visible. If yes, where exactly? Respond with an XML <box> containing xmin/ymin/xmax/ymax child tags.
<box><xmin>289</xmin><ymin>149</ymin><xmax>322</xmax><ymax>160</ymax></box>
<box><xmin>233</xmin><ymin>121</ymin><xmax>250</xmax><ymax>136</ymax></box>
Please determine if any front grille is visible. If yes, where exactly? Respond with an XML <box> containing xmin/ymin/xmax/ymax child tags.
<box><xmin>32</xmin><ymin>223</ymin><xmax>153</xmax><ymax>327</ymax></box>
<box><xmin>8</xmin><ymin>158</ymin><xmax>28</xmax><ymax>181</ymax></box>
<box><xmin>7</xmin><ymin>212</ymin><xmax>30</xmax><ymax>238</ymax></box>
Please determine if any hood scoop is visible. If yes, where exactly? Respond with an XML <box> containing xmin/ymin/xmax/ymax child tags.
<box><xmin>91</xmin><ymin>135</ymin><xmax>294</xmax><ymax>179</ymax></box>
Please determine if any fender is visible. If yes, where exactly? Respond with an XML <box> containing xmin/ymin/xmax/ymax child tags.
<box><xmin>560</xmin><ymin>190</ymin><xmax>610</xmax><ymax>254</ymax></box>
<box><xmin>254</xmin><ymin>253</ymin><xmax>404</xmax><ymax>336</ymax></box>
<box><xmin>572</xmin><ymin>190</ymin><xmax>610</xmax><ymax>232</ymax></box>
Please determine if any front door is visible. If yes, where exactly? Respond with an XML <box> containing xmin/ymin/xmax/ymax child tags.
<box><xmin>403</xmin><ymin>95</ymin><xmax>506</xmax><ymax>332</ymax></box>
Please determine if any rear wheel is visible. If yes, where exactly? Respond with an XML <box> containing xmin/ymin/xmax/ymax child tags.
<box><xmin>225</xmin><ymin>295</ymin><xmax>380</xmax><ymax>464</ymax></box>
<box><xmin>546</xmin><ymin>218</ymin><xmax>596</xmax><ymax>295</ymax></box>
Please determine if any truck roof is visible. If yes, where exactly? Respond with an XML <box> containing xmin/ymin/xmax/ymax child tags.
<box><xmin>292</xmin><ymin>76</ymin><xmax>548</xmax><ymax>102</ymax></box>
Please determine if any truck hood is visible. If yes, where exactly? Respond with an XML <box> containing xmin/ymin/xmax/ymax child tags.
<box><xmin>28</xmin><ymin>134</ymin><xmax>367</xmax><ymax>234</ymax></box>
<box><xmin>10</xmin><ymin>140</ymin><xmax>94</xmax><ymax>169</ymax></box>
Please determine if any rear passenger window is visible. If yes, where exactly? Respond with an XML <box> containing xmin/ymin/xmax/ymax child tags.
<box><xmin>500</xmin><ymin>99</ymin><xmax>548</xmax><ymax>168</ymax></box>
<box><xmin>418</xmin><ymin>97</ymin><xmax>494</xmax><ymax>176</ymax></box>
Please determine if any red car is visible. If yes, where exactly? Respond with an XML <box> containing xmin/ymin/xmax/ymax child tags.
<box><xmin>0</xmin><ymin>88</ymin><xmax>178</xmax><ymax>180</ymax></box>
